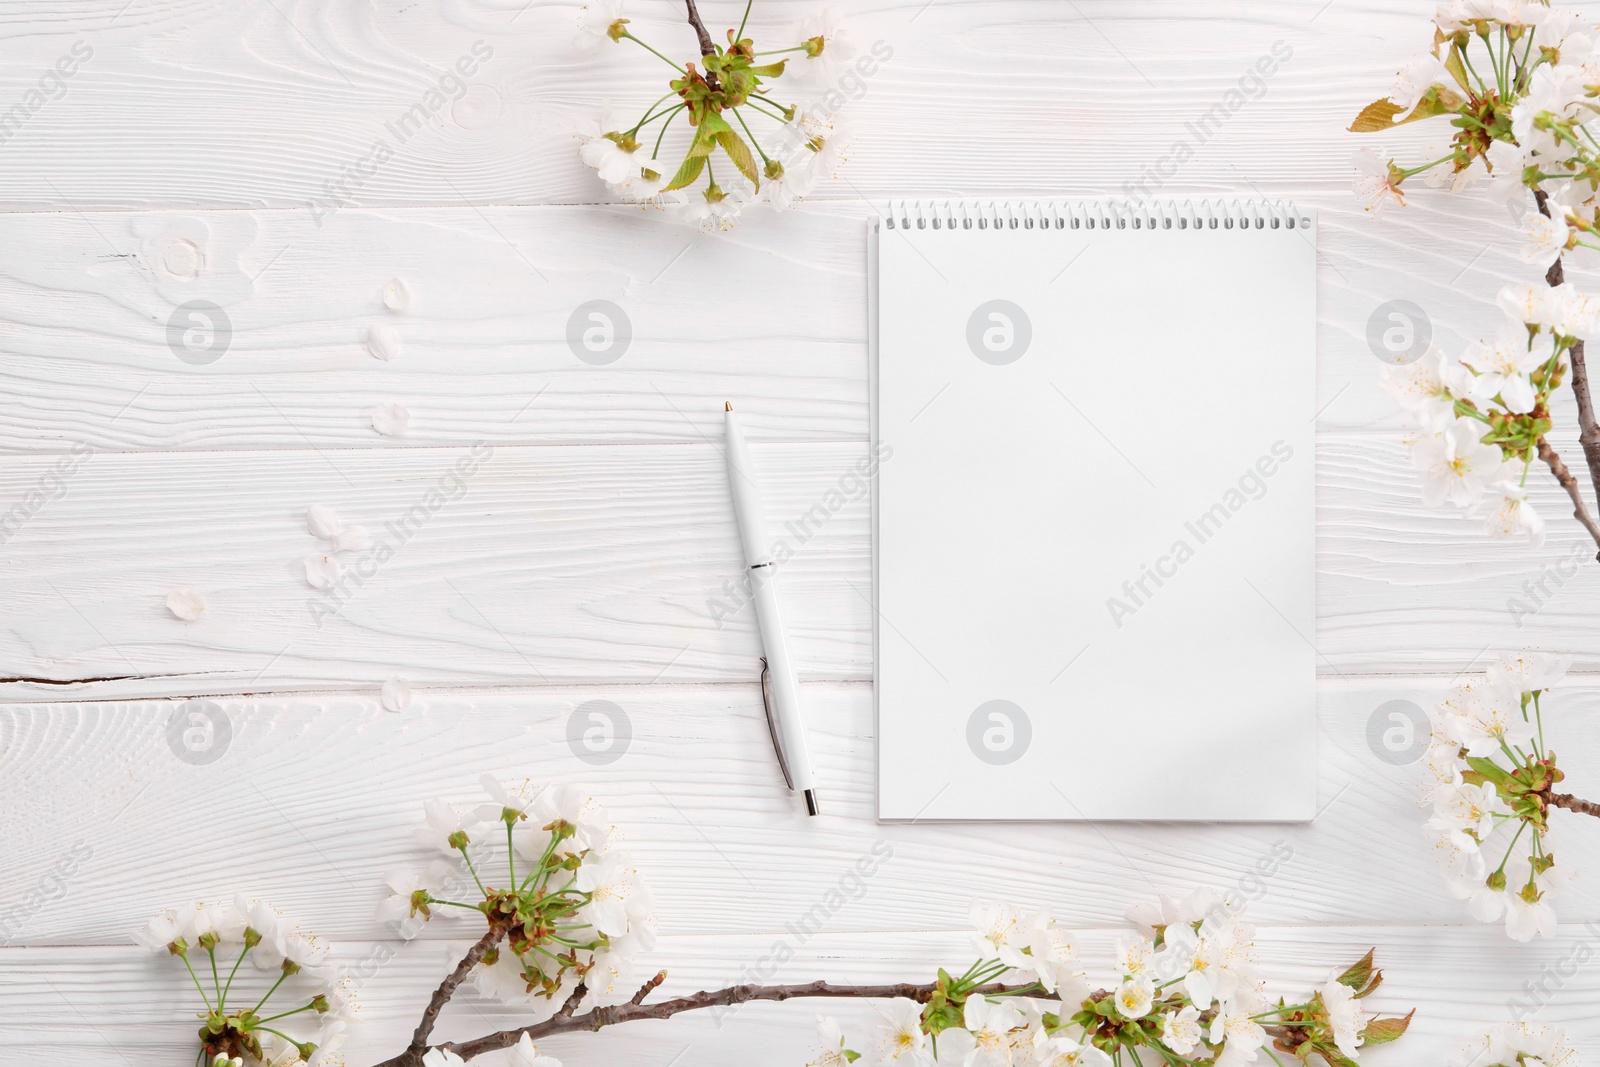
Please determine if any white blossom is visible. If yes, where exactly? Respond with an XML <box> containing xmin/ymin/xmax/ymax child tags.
<box><xmin>1378</xmin><ymin>346</ymin><xmax>1461</xmax><ymax>429</ymax></box>
<box><xmin>574</xmin><ymin>0</ymin><xmax>626</xmax><ymax>50</ymax></box>
<box><xmin>789</xmin><ymin>5</ymin><xmax>857</xmax><ymax>88</ymax></box>
<box><xmin>1520</xmin><ymin>211</ymin><xmax>1572</xmax><ymax>268</ymax></box>
<box><xmin>869</xmin><ymin>998</ymin><xmax>927</xmax><ymax>1063</ymax></box>
<box><xmin>508</xmin><ymin>1034</ymin><xmax>564</xmax><ymax>1067</ymax></box>
<box><xmin>1459</xmin><ymin>321</ymin><xmax>1553</xmax><ymax>414</ymax></box>
<box><xmin>1389</xmin><ymin>53</ymin><xmax>1452</xmax><ymax>110</ymax></box>
<box><xmin>1483</xmin><ymin>483</ymin><xmax>1546</xmax><ymax>545</ymax></box>
<box><xmin>1113</xmin><ymin>975</ymin><xmax>1154</xmax><ymax>1020</ymax></box>
<box><xmin>1409</xmin><ymin>416</ymin><xmax>1509</xmax><ymax>508</ymax></box>
<box><xmin>963</xmin><ymin>996</ymin><xmax>1023</xmax><ymax>1066</ymax></box>
<box><xmin>1451</xmin><ymin>1020</ymin><xmax>1580</xmax><ymax>1067</ymax></box>
<box><xmin>971</xmin><ymin>900</ymin><xmax>1031</xmax><ymax>970</ymax></box>
<box><xmin>1487</xmin><ymin>650</ymin><xmax>1570</xmax><ymax>692</ymax></box>
<box><xmin>375</xmin><ymin>859</ymin><xmax>460</xmax><ymax>922</ymax></box>
<box><xmin>573</xmin><ymin>856</ymin><xmax>651</xmax><ymax>938</ymax></box>
<box><xmin>1353</xmin><ymin>149</ymin><xmax>1406</xmax><ymax>214</ymax></box>
<box><xmin>1160</xmin><ymin>1005</ymin><xmax>1203</xmax><ymax>1056</ymax></box>
<box><xmin>807</xmin><ymin>1016</ymin><xmax>857</xmax><ymax>1067</ymax></box>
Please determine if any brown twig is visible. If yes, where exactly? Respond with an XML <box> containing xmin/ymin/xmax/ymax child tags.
<box><xmin>1536</xmin><ymin>437</ymin><xmax>1600</xmax><ymax>559</ymax></box>
<box><xmin>1536</xmin><ymin>190</ymin><xmax>1600</xmax><ymax>519</ymax></box>
<box><xmin>374</xmin><ymin>979</ymin><xmax>1034</xmax><ymax>1065</ymax></box>
<box><xmin>1546</xmin><ymin>791</ymin><xmax>1600</xmax><ymax>818</ymax></box>
<box><xmin>389</xmin><ymin>918</ymin><xmax>511</xmax><ymax>1067</ymax></box>
<box><xmin>556</xmin><ymin>980</ymin><xmax>589</xmax><ymax>1019</ymax></box>
<box><xmin>683</xmin><ymin>0</ymin><xmax>720</xmax><ymax>90</ymax></box>
<box><xmin>629</xmin><ymin>969</ymin><xmax>668</xmax><ymax>1005</ymax></box>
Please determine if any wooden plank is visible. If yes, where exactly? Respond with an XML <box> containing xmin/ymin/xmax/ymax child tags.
<box><xmin>4</xmin><ymin>682</ymin><xmax>1599</xmax><ymax>947</ymax></box>
<box><xmin>2</xmin><ymin>197</ymin><xmax>1599</xmax><ymax>451</ymax></box>
<box><xmin>0</xmin><ymin>205</ymin><xmax>869</xmax><ymax>452</ymax></box>
<box><xmin>0</xmin><ymin>0</ymin><xmax>1470</xmax><ymax>210</ymax></box>
<box><xmin>1</xmin><ymin>435</ymin><xmax>1598</xmax><ymax>698</ymax></box>
<box><xmin>2</xmin><ymin>926</ymin><xmax>1597</xmax><ymax>1063</ymax></box>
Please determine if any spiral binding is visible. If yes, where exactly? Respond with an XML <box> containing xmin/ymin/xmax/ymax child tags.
<box><xmin>880</xmin><ymin>199</ymin><xmax>1310</xmax><ymax>233</ymax></box>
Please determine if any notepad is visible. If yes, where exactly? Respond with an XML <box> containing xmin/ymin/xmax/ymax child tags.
<box><xmin>870</xmin><ymin>199</ymin><xmax>1317</xmax><ymax>822</ymax></box>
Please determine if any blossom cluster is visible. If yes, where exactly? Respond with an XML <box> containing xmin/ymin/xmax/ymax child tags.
<box><xmin>1354</xmin><ymin>0</ymin><xmax>1600</xmax><ymax>217</ymax></box>
<box><xmin>132</xmin><ymin>898</ymin><xmax>353</xmax><ymax>1066</ymax></box>
<box><xmin>382</xmin><ymin>774</ymin><xmax>656</xmax><ymax>1018</ymax></box>
<box><xmin>1354</xmin><ymin>0</ymin><xmax>1600</xmax><ymax>546</ymax></box>
<box><xmin>1450</xmin><ymin>1019</ymin><xmax>1580</xmax><ymax>1066</ymax></box>
<box><xmin>1379</xmin><ymin>281</ymin><xmax>1583</xmax><ymax>543</ymax></box>
<box><xmin>574</xmin><ymin>0</ymin><xmax>857</xmax><ymax>228</ymax></box>
<box><xmin>1421</xmin><ymin>651</ymin><xmax>1576</xmax><ymax>940</ymax></box>
<box><xmin>807</xmin><ymin>890</ymin><xmax>1410</xmax><ymax>1067</ymax></box>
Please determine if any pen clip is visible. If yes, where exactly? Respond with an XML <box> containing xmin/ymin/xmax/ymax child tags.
<box><xmin>760</xmin><ymin>658</ymin><xmax>794</xmax><ymax>791</ymax></box>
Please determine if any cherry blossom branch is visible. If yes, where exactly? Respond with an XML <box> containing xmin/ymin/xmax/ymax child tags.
<box><xmin>373</xmin><ymin>977</ymin><xmax>1036</xmax><ymax>1066</ymax></box>
<box><xmin>390</xmin><ymin>918</ymin><xmax>511</xmax><ymax>1067</ymax></box>
<box><xmin>1545</xmin><ymin>791</ymin><xmax>1600</xmax><ymax>818</ymax></box>
<box><xmin>1537</xmin><ymin>191</ymin><xmax>1600</xmax><ymax>520</ymax></box>
<box><xmin>1536</xmin><ymin>436</ymin><xmax>1600</xmax><ymax>559</ymax></box>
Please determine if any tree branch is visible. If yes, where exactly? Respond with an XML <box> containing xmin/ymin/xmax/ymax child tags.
<box><xmin>373</xmin><ymin>979</ymin><xmax>1034</xmax><ymax>1065</ymax></box>
<box><xmin>1546</xmin><ymin>791</ymin><xmax>1600</xmax><ymax>818</ymax></box>
<box><xmin>389</xmin><ymin>918</ymin><xmax>511</xmax><ymax>1067</ymax></box>
<box><xmin>1536</xmin><ymin>190</ymin><xmax>1600</xmax><ymax>517</ymax></box>
<box><xmin>683</xmin><ymin>0</ymin><xmax>720</xmax><ymax>90</ymax></box>
<box><xmin>1537</xmin><ymin>436</ymin><xmax>1600</xmax><ymax>560</ymax></box>
<box><xmin>683</xmin><ymin>0</ymin><xmax>718</xmax><ymax>60</ymax></box>
<box><xmin>629</xmin><ymin>970</ymin><xmax>667</xmax><ymax>1005</ymax></box>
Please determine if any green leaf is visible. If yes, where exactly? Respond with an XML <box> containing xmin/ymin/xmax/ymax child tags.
<box><xmin>1350</xmin><ymin>98</ymin><xmax>1406</xmax><ymax>133</ymax></box>
<box><xmin>1445</xmin><ymin>44</ymin><xmax>1471</xmax><ymax>92</ymax></box>
<box><xmin>716</xmin><ymin>129</ymin><xmax>761</xmax><ymax>188</ymax></box>
<box><xmin>661</xmin><ymin>150</ymin><xmax>707</xmax><ymax>192</ymax></box>
<box><xmin>662</xmin><ymin>120</ymin><xmax>721</xmax><ymax>192</ymax></box>
<box><xmin>1465</xmin><ymin>755</ymin><xmax>1516</xmax><ymax>788</ymax></box>
<box><xmin>1348</xmin><ymin>93</ymin><xmax>1455</xmax><ymax>133</ymax></box>
<box><xmin>1335</xmin><ymin>949</ymin><xmax>1376</xmax><ymax>992</ymax></box>
<box><xmin>699</xmin><ymin>109</ymin><xmax>734</xmax><ymax>137</ymax></box>
<box><xmin>1360</xmin><ymin>1010</ymin><xmax>1415</xmax><ymax>1047</ymax></box>
<box><xmin>1354</xmin><ymin>968</ymin><xmax>1384</xmax><ymax>999</ymax></box>
<box><xmin>749</xmin><ymin>58</ymin><xmax>788</xmax><ymax>78</ymax></box>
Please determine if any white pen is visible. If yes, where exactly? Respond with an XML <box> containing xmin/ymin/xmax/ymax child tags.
<box><xmin>724</xmin><ymin>402</ymin><xmax>820</xmax><ymax>816</ymax></box>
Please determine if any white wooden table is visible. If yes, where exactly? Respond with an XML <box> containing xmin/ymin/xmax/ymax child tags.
<box><xmin>4</xmin><ymin>0</ymin><xmax>1600</xmax><ymax>1062</ymax></box>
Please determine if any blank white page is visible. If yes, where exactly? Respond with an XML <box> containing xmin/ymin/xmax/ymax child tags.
<box><xmin>872</xmin><ymin>201</ymin><xmax>1317</xmax><ymax>821</ymax></box>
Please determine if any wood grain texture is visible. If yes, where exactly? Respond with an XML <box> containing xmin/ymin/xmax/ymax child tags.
<box><xmin>1</xmin><ymin>436</ymin><xmax>1600</xmax><ymax>698</ymax></box>
<box><xmin>0</xmin><ymin>0</ymin><xmax>1488</xmax><ymax>209</ymax></box>
<box><xmin>7</xmin><ymin>0</ymin><xmax>1600</xmax><ymax>1061</ymax></box>
<box><xmin>4</xmin><ymin>682</ymin><xmax>1600</xmax><ymax>947</ymax></box>
<box><xmin>2</xmin><ymin>197</ymin><xmax>1600</xmax><ymax>452</ymax></box>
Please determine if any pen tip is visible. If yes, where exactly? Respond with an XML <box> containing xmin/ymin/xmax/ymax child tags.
<box><xmin>725</xmin><ymin>401</ymin><xmax>733</xmax><ymax>412</ymax></box>
<box><xmin>804</xmin><ymin>789</ymin><xmax>820</xmax><ymax>817</ymax></box>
